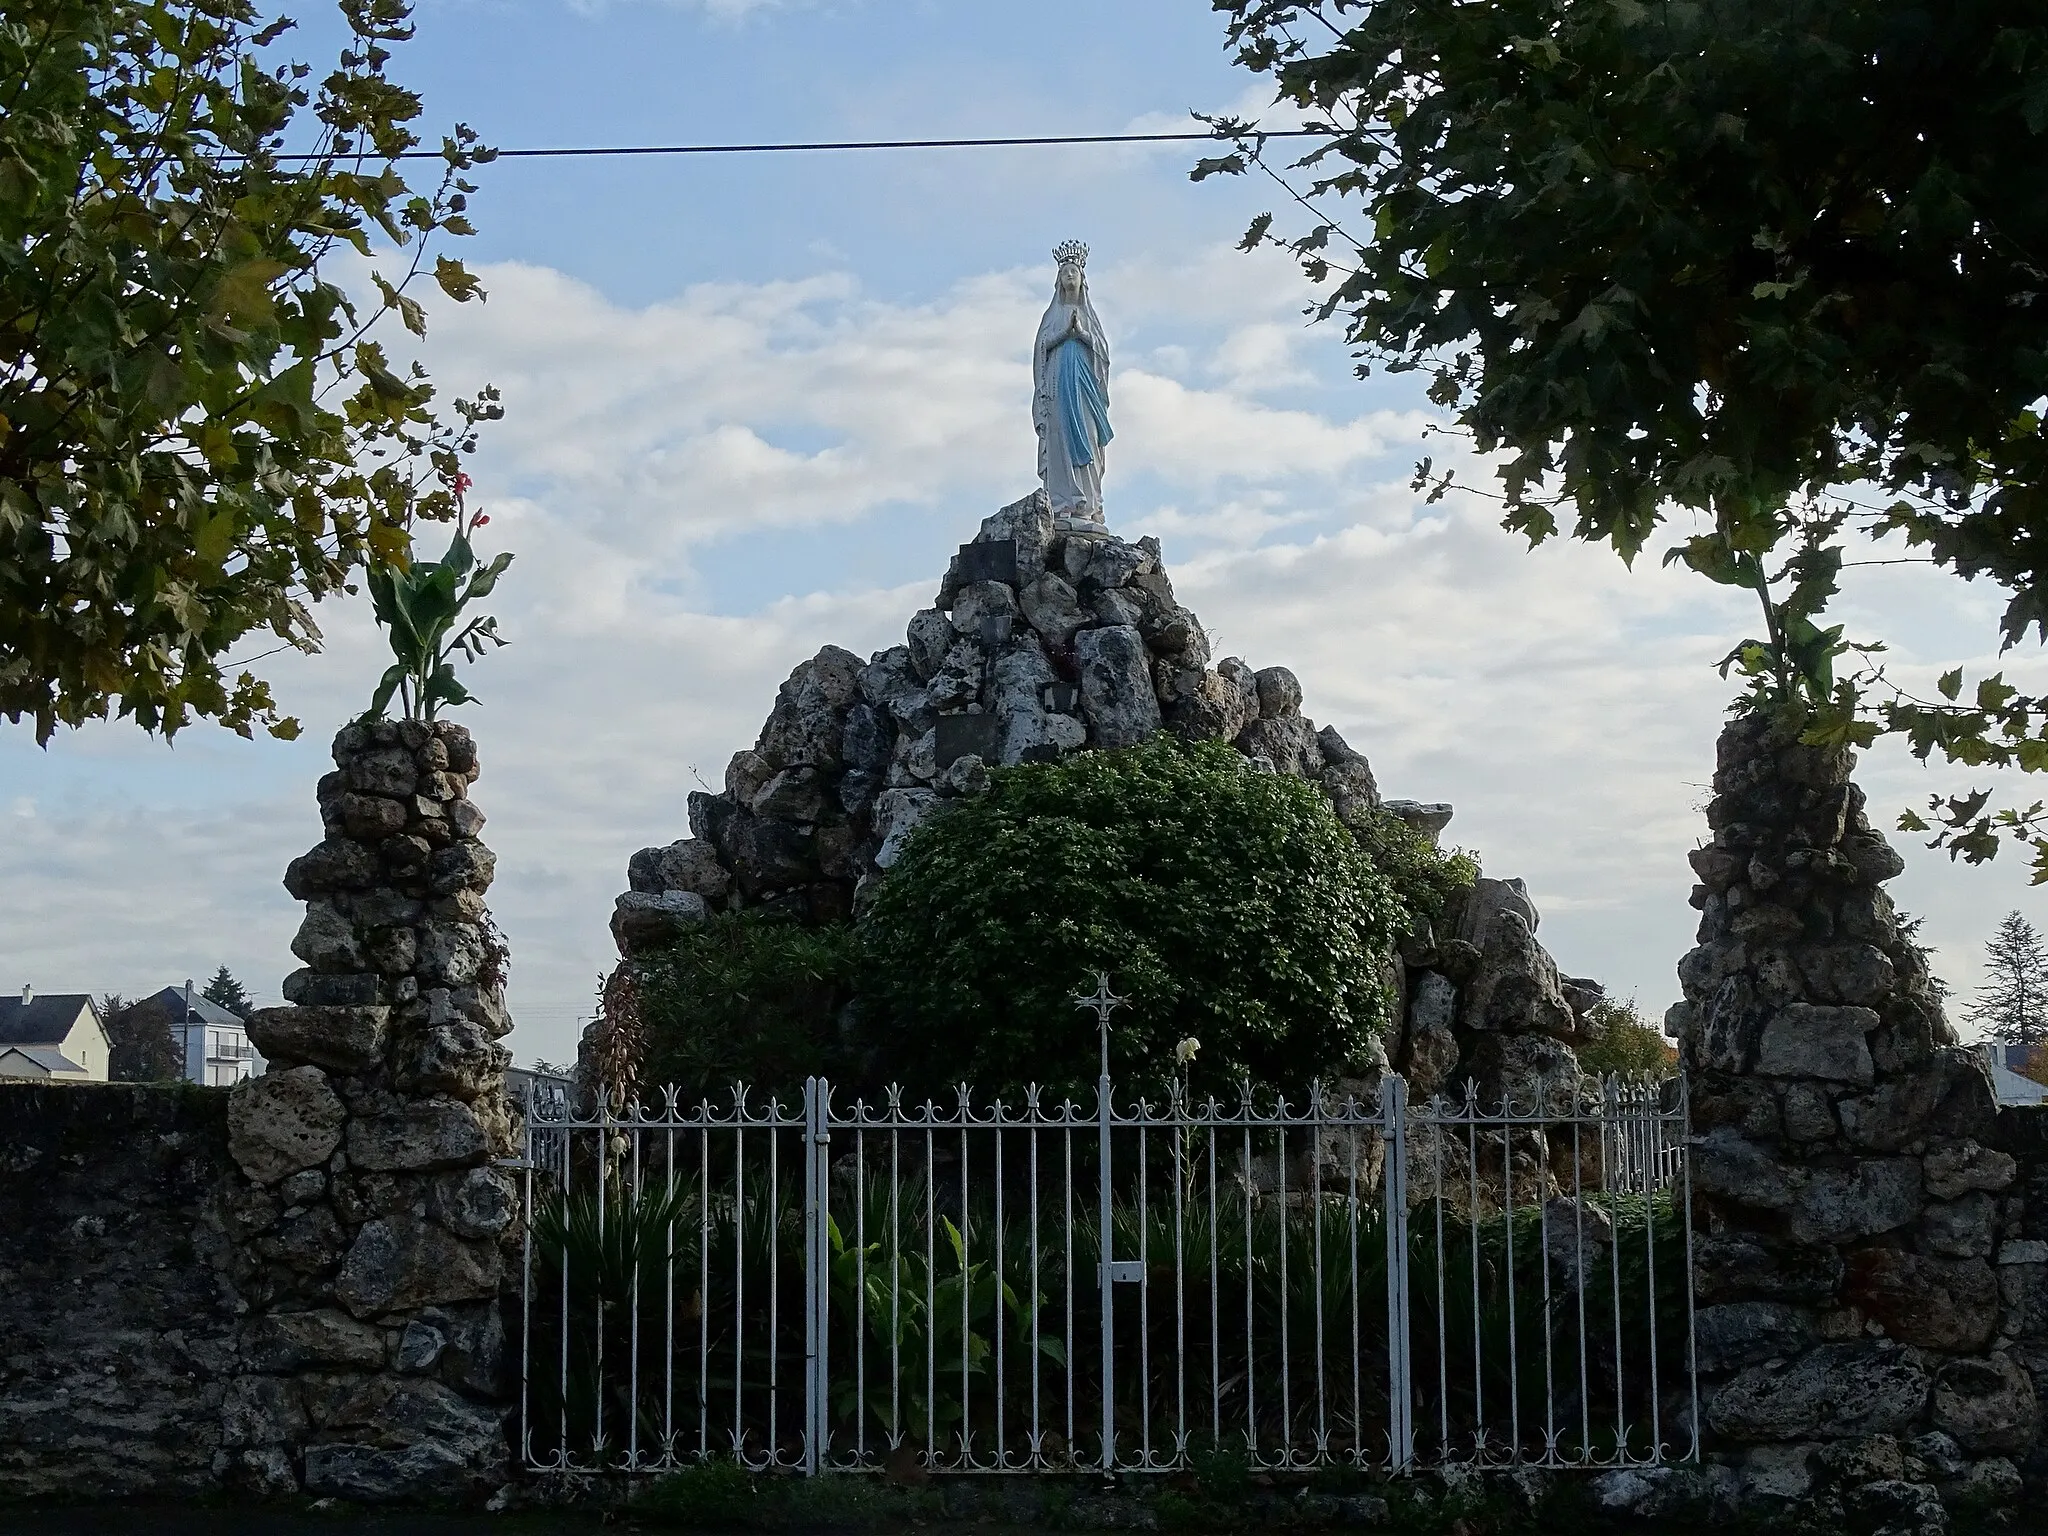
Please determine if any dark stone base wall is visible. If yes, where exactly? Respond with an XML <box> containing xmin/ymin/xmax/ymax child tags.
<box><xmin>0</xmin><ymin>1084</ymin><xmax>241</xmax><ymax>1501</ymax></box>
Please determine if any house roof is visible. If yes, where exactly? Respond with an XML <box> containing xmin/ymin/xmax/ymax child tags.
<box><xmin>141</xmin><ymin>987</ymin><xmax>246</xmax><ymax>1027</ymax></box>
<box><xmin>1978</xmin><ymin>1043</ymin><xmax>2048</xmax><ymax>1106</ymax></box>
<box><xmin>0</xmin><ymin>994</ymin><xmax>99</xmax><ymax>1048</ymax></box>
<box><xmin>0</xmin><ymin>1046</ymin><xmax>53</xmax><ymax>1078</ymax></box>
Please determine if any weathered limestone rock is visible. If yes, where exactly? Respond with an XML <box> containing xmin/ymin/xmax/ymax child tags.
<box><xmin>1385</xmin><ymin>799</ymin><xmax>1455</xmax><ymax>842</ymax></box>
<box><xmin>396</xmin><ymin>1022</ymin><xmax>511</xmax><ymax>1103</ymax></box>
<box><xmin>346</xmin><ymin>1102</ymin><xmax>489</xmax><ymax>1174</ymax></box>
<box><xmin>1463</xmin><ymin>1032</ymin><xmax>1579</xmax><ymax>1111</ymax></box>
<box><xmin>628</xmin><ymin>838</ymin><xmax>734</xmax><ymax>906</ymax></box>
<box><xmin>241</xmin><ymin>1309</ymin><xmax>390</xmax><ymax>1372</ymax></box>
<box><xmin>246</xmin><ymin>1005</ymin><xmax>389</xmax><ymax>1073</ymax></box>
<box><xmin>1844</xmin><ymin>1249</ymin><xmax>1998</xmax><ymax>1350</ymax></box>
<box><xmin>873</xmin><ymin>787</ymin><xmax>940</xmax><ymax>869</ymax></box>
<box><xmin>334</xmin><ymin>1210</ymin><xmax>504</xmax><ymax>1319</ymax></box>
<box><xmin>1707</xmin><ymin>1344</ymin><xmax>1932</xmax><ymax>1441</ymax></box>
<box><xmin>1076</xmin><ymin>625</ymin><xmax>1163</xmax><ymax>748</ymax></box>
<box><xmin>1790</xmin><ymin>1157</ymin><xmax>1923</xmax><ymax>1244</ymax></box>
<box><xmin>1459</xmin><ymin>908</ymin><xmax>1576</xmax><ymax>1040</ymax></box>
<box><xmin>1402</xmin><ymin>972</ymin><xmax>1459</xmax><ymax>1100</ymax></box>
<box><xmin>1694</xmin><ymin>1302</ymin><xmax>1810</xmax><ymax>1373</ymax></box>
<box><xmin>611</xmin><ymin>888</ymin><xmax>709</xmax><ymax>953</ymax></box>
<box><xmin>228</xmin><ymin>1066</ymin><xmax>347</xmax><ymax>1185</ymax></box>
<box><xmin>1929</xmin><ymin>1355</ymin><xmax>2039</xmax><ymax>1454</ymax></box>
<box><xmin>1756</xmin><ymin>1003</ymin><xmax>1878</xmax><ymax>1085</ymax></box>
<box><xmin>430</xmin><ymin>1167</ymin><xmax>517</xmax><ymax>1240</ymax></box>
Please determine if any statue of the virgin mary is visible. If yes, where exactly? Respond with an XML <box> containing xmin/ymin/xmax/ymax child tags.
<box><xmin>1033</xmin><ymin>240</ymin><xmax>1113</xmax><ymax>529</ymax></box>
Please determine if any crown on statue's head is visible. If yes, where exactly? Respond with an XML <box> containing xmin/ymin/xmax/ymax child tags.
<box><xmin>1053</xmin><ymin>239</ymin><xmax>1090</xmax><ymax>269</ymax></box>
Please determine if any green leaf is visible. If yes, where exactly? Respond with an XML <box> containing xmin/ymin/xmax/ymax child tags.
<box><xmin>367</xmin><ymin>662</ymin><xmax>406</xmax><ymax>719</ymax></box>
<box><xmin>462</xmin><ymin>551</ymin><xmax>513</xmax><ymax>602</ymax></box>
<box><xmin>1938</xmin><ymin>669</ymin><xmax>1963</xmax><ymax>701</ymax></box>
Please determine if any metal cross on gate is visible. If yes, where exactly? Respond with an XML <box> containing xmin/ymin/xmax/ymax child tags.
<box><xmin>1072</xmin><ymin>971</ymin><xmax>1139</xmax><ymax>1470</ymax></box>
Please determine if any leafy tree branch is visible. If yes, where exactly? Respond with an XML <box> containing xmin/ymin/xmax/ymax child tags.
<box><xmin>1203</xmin><ymin>0</ymin><xmax>2048</xmax><ymax>875</ymax></box>
<box><xmin>0</xmin><ymin>0</ymin><xmax>499</xmax><ymax>744</ymax></box>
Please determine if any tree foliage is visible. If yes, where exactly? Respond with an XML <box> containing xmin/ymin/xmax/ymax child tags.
<box><xmin>1967</xmin><ymin>909</ymin><xmax>2048</xmax><ymax>1046</ymax></box>
<box><xmin>856</xmin><ymin>737</ymin><xmax>1462</xmax><ymax>1104</ymax></box>
<box><xmin>1203</xmin><ymin>0</ymin><xmax>2048</xmax><ymax>872</ymax></box>
<box><xmin>199</xmin><ymin>963</ymin><xmax>250</xmax><ymax>1017</ymax></box>
<box><xmin>1</xmin><ymin>0</ymin><xmax>496</xmax><ymax>744</ymax></box>
<box><xmin>102</xmin><ymin>993</ymin><xmax>182</xmax><ymax>1080</ymax></box>
<box><xmin>1574</xmin><ymin>996</ymin><xmax>1678</xmax><ymax>1081</ymax></box>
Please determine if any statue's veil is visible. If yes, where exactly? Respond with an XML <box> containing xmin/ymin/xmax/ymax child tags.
<box><xmin>1033</xmin><ymin>258</ymin><xmax>1111</xmax><ymax>418</ymax></box>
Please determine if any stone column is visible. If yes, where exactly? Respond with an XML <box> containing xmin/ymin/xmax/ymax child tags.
<box><xmin>223</xmin><ymin>719</ymin><xmax>517</xmax><ymax>1503</ymax></box>
<box><xmin>1676</xmin><ymin>712</ymin><xmax>2038</xmax><ymax>1516</ymax></box>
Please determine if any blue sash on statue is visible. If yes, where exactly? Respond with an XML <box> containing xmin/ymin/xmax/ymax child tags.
<box><xmin>1055</xmin><ymin>337</ymin><xmax>1113</xmax><ymax>467</ymax></box>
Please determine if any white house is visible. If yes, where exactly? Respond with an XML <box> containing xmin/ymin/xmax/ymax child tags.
<box><xmin>0</xmin><ymin>990</ymin><xmax>111</xmax><ymax>1081</ymax></box>
<box><xmin>141</xmin><ymin>983</ymin><xmax>264</xmax><ymax>1086</ymax></box>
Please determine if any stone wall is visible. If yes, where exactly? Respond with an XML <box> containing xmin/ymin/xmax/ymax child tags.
<box><xmin>1675</xmin><ymin>711</ymin><xmax>2042</xmax><ymax>1519</ymax></box>
<box><xmin>0</xmin><ymin>722</ymin><xmax>523</xmax><ymax>1509</ymax></box>
<box><xmin>0</xmin><ymin>1083</ymin><xmax>241</xmax><ymax>1500</ymax></box>
<box><xmin>227</xmin><ymin>718</ymin><xmax>519</xmax><ymax>1502</ymax></box>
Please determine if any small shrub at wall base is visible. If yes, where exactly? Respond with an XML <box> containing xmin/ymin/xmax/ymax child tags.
<box><xmin>856</xmin><ymin>737</ymin><xmax>1454</xmax><ymax>1105</ymax></box>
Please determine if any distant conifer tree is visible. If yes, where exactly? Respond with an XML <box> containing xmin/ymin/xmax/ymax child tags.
<box><xmin>1968</xmin><ymin>912</ymin><xmax>2048</xmax><ymax>1045</ymax></box>
<box><xmin>102</xmin><ymin>996</ymin><xmax>182</xmax><ymax>1082</ymax></box>
<box><xmin>200</xmin><ymin>966</ymin><xmax>252</xmax><ymax>1020</ymax></box>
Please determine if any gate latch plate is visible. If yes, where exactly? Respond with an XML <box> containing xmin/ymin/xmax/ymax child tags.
<box><xmin>1101</xmin><ymin>1260</ymin><xmax>1144</xmax><ymax>1285</ymax></box>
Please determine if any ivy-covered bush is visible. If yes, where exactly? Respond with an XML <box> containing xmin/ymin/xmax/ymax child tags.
<box><xmin>856</xmin><ymin>737</ymin><xmax>1469</xmax><ymax>1103</ymax></box>
<box><xmin>632</xmin><ymin>912</ymin><xmax>862</xmax><ymax>1101</ymax></box>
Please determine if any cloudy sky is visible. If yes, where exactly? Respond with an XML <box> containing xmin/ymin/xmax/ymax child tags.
<box><xmin>4</xmin><ymin>0</ymin><xmax>2044</xmax><ymax>1067</ymax></box>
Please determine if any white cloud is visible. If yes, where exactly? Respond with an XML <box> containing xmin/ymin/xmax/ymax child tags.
<box><xmin>4</xmin><ymin>238</ymin><xmax>2044</xmax><ymax>1072</ymax></box>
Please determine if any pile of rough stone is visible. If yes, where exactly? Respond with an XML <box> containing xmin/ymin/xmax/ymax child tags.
<box><xmin>1667</xmin><ymin>713</ymin><xmax>2039</xmax><ymax>1520</ymax></box>
<box><xmin>214</xmin><ymin>720</ymin><xmax>519</xmax><ymax>1502</ymax></box>
<box><xmin>605</xmin><ymin>491</ymin><xmax>1614</xmax><ymax>1116</ymax></box>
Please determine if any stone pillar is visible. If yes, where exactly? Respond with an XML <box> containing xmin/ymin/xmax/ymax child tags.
<box><xmin>1677</xmin><ymin>712</ymin><xmax>2038</xmax><ymax>1515</ymax></box>
<box><xmin>224</xmin><ymin>719</ymin><xmax>517</xmax><ymax>1503</ymax></box>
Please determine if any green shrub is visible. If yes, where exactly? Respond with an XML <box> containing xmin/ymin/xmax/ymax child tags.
<box><xmin>1347</xmin><ymin>805</ymin><xmax>1478</xmax><ymax>933</ymax></box>
<box><xmin>634</xmin><ymin>911</ymin><xmax>862</xmax><ymax>1100</ymax></box>
<box><xmin>856</xmin><ymin>736</ymin><xmax>1422</xmax><ymax>1103</ymax></box>
<box><xmin>1576</xmin><ymin>996</ymin><xmax>1680</xmax><ymax>1081</ymax></box>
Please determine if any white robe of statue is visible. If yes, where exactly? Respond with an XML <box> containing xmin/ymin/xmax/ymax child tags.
<box><xmin>1032</xmin><ymin>243</ymin><xmax>1113</xmax><ymax>525</ymax></box>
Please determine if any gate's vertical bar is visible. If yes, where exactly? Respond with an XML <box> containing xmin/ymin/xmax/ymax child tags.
<box><xmin>769</xmin><ymin>1112</ymin><xmax>781</xmax><ymax>1461</ymax></box>
<box><xmin>802</xmin><ymin>1078</ymin><xmax>820</xmax><ymax>1475</ymax></box>
<box><xmin>1097</xmin><ymin>1021</ymin><xmax>1115</xmax><ymax>1472</ymax></box>
<box><xmin>664</xmin><ymin>1098</ymin><xmax>675</xmax><ymax>1466</ymax></box>
<box><xmin>806</xmin><ymin>1073</ymin><xmax>823</xmax><ymax>1474</ymax></box>
<box><xmin>1381</xmin><ymin>1075</ymin><xmax>1412</xmax><ymax>1471</ymax></box>
<box><xmin>629</xmin><ymin>1111</ymin><xmax>643</xmax><ymax>1469</ymax></box>
<box><xmin>699</xmin><ymin>1120</ymin><xmax>709</xmax><ymax>1461</ymax></box>
<box><xmin>595</xmin><ymin>1094</ymin><xmax>609</xmax><ymax>1463</ymax></box>
<box><xmin>518</xmin><ymin>1083</ymin><xmax>535</xmax><ymax>1468</ymax></box>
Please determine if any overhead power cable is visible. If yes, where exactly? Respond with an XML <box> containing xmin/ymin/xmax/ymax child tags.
<box><xmin>257</xmin><ymin>127</ymin><xmax>1324</xmax><ymax>162</ymax></box>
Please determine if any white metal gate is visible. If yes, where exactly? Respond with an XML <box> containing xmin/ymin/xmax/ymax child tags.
<box><xmin>517</xmin><ymin>1004</ymin><xmax>1695</xmax><ymax>1475</ymax></box>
